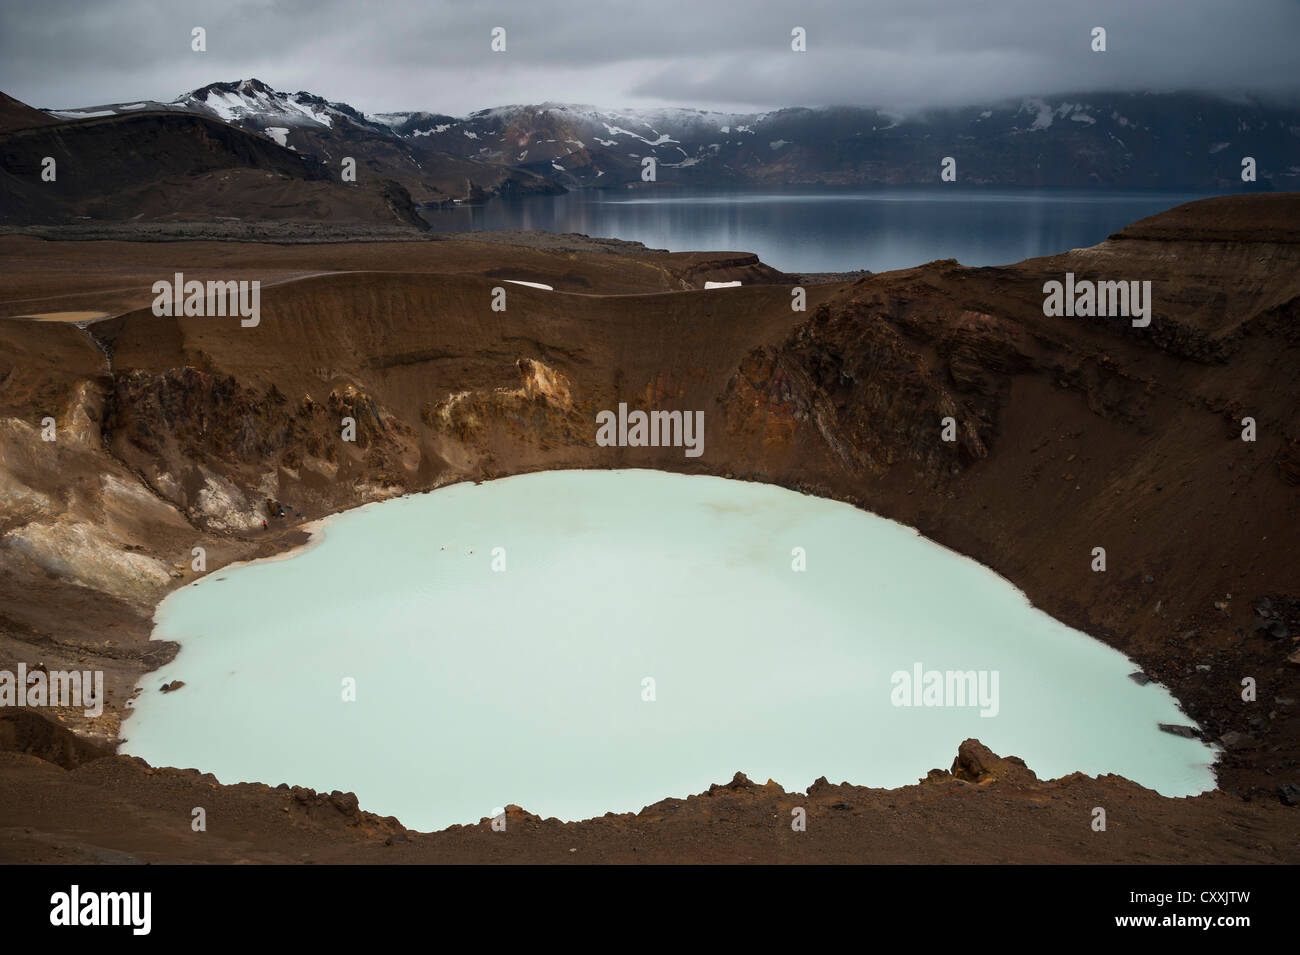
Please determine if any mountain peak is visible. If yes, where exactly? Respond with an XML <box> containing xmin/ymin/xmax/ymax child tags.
<box><xmin>188</xmin><ymin>77</ymin><xmax>277</xmax><ymax>98</ymax></box>
<box><xmin>176</xmin><ymin>79</ymin><xmax>348</xmax><ymax>129</ymax></box>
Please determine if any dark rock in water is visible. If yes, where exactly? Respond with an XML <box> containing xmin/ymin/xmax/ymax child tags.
<box><xmin>1220</xmin><ymin>731</ymin><xmax>1256</xmax><ymax>751</ymax></box>
<box><xmin>1129</xmin><ymin>671</ymin><xmax>1152</xmax><ymax>685</ymax></box>
<box><xmin>1279</xmin><ymin>784</ymin><xmax>1300</xmax><ymax>807</ymax></box>
<box><xmin>1159</xmin><ymin>723</ymin><xmax>1198</xmax><ymax>738</ymax></box>
<box><xmin>159</xmin><ymin>680</ymin><xmax>185</xmax><ymax>693</ymax></box>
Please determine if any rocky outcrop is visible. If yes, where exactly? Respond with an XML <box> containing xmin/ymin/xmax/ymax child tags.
<box><xmin>949</xmin><ymin>739</ymin><xmax>1037</xmax><ymax>785</ymax></box>
<box><xmin>422</xmin><ymin>357</ymin><xmax>591</xmax><ymax>465</ymax></box>
<box><xmin>103</xmin><ymin>368</ymin><xmax>421</xmax><ymax>528</ymax></box>
<box><xmin>722</xmin><ymin>296</ymin><xmax>997</xmax><ymax>478</ymax></box>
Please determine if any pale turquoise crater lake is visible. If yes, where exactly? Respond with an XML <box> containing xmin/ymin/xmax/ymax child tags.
<box><xmin>122</xmin><ymin>470</ymin><xmax>1215</xmax><ymax>831</ymax></box>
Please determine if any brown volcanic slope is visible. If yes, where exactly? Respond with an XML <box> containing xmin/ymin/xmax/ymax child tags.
<box><xmin>0</xmin><ymin>102</ymin><xmax>423</xmax><ymax>227</ymax></box>
<box><xmin>0</xmin><ymin>93</ymin><xmax>58</xmax><ymax>133</ymax></box>
<box><xmin>0</xmin><ymin>193</ymin><xmax>1298</xmax><ymax>863</ymax></box>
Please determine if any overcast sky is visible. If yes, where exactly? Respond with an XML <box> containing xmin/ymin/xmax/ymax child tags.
<box><xmin>1</xmin><ymin>0</ymin><xmax>1297</xmax><ymax>116</ymax></box>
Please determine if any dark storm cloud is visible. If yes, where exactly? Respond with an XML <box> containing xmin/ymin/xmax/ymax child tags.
<box><xmin>1</xmin><ymin>0</ymin><xmax>1296</xmax><ymax>115</ymax></box>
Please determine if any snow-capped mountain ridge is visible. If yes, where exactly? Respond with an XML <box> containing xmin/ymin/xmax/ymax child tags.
<box><xmin>40</xmin><ymin>81</ymin><xmax>1300</xmax><ymax>192</ymax></box>
<box><xmin>46</xmin><ymin>79</ymin><xmax>392</xmax><ymax>135</ymax></box>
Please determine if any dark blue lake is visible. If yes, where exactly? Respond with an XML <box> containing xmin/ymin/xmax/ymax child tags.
<box><xmin>421</xmin><ymin>186</ymin><xmax>1228</xmax><ymax>273</ymax></box>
